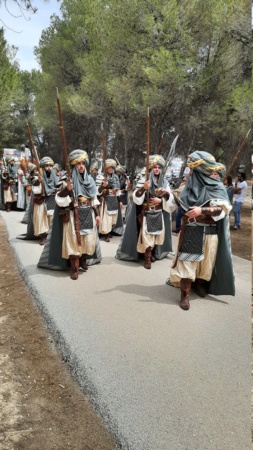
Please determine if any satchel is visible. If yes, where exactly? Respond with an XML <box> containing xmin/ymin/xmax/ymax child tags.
<box><xmin>179</xmin><ymin>225</ymin><xmax>205</xmax><ymax>255</ymax></box>
<box><xmin>45</xmin><ymin>194</ymin><xmax>56</xmax><ymax>211</ymax></box>
<box><xmin>106</xmin><ymin>195</ymin><xmax>118</xmax><ymax>212</ymax></box>
<box><xmin>145</xmin><ymin>209</ymin><xmax>163</xmax><ymax>233</ymax></box>
<box><xmin>78</xmin><ymin>206</ymin><xmax>93</xmax><ymax>230</ymax></box>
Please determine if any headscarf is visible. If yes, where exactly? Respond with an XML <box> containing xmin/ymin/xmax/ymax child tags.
<box><xmin>41</xmin><ymin>158</ymin><xmax>58</xmax><ymax>195</ymax></box>
<box><xmin>69</xmin><ymin>149</ymin><xmax>89</xmax><ymax>167</ymax></box>
<box><xmin>217</xmin><ymin>163</ymin><xmax>226</xmax><ymax>180</ymax></box>
<box><xmin>186</xmin><ymin>151</ymin><xmax>224</xmax><ymax>175</ymax></box>
<box><xmin>39</xmin><ymin>156</ymin><xmax>54</xmax><ymax>168</ymax></box>
<box><xmin>53</xmin><ymin>163</ymin><xmax>60</xmax><ymax>172</ymax></box>
<box><xmin>5</xmin><ymin>156</ymin><xmax>18</xmax><ymax>178</ymax></box>
<box><xmin>104</xmin><ymin>159</ymin><xmax>120</xmax><ymax>189</ymax></box>
<box><xmin>5</xmin><ymin>155</ymin><xmax>15</xmax><ymax>164</ymax></box>
<box><xmin>116</xmin><ymin>164</ymin><xmax>126</xmax><ymax>174</ymax></box>
<box><xmin>90</xmin><ymin>161</ymin><xmax>99</xmax><ymax>171</ymax></box>
<box><xmin>116</xmin><ymin>164</ymin><xmax>128</xmax><ymax>189</ymax></box>
<box><xmin>148</xmin><ymin>154</ymin><xmax>166</xmax><ymax>196</ymax></box>
<box><xmin>179</xmin><ymin>150</ymin><xmax>229</xmax><ymax>211</ymax></box>
<box><xmin>105</xmin><ymin>159</ymin><xmax>116</xmax><ymax>170</ymax></box>
<box><xmin>68</xmin><ymin>149</ymin><xmax>96</xmax><ymax>198</ymax></box>
<box><xmin>149</xmin><ymin>154</ymin><xmax>165</xmax><ymax>170</ymax></box>
<box><xmin>28</xmin><ymin>163</ymin><xmax>37</xmax><ymax>174</ymax></box>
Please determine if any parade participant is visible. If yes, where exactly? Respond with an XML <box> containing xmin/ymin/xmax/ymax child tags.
<box><xmin>53</xmin><ymin>163</ymin><xmax>61</xmax><ymax>179</ymax></box>
<box><xmin>90</xmin><ymin>161</ymin><xmax>99</xmax><ymax>181</ymax></box>
<box><xmin>32</xmin><ymin>156</ymin><xmax>58</xmax><ymax>245</ymax></box>
<box><xmin>20</xmin><ymin>162</ymin><xmax>37</xmax><ymax>225</ymax></box>
<box><xmin>115</xmin><ymin>163</ymin><xmax>131</xmax><ymax>222</ymax></box>
<box><xmin>116</xmin><ymin>154</ymin><xmax>172</xmax><ymax>268</ymax></box>
<box><xmin>52</xmin><ymin>149</ymin><xmax>101</xmax><ymax>280</ymax></box>
<box><xmin>172</xmin><ymin>170</ymin><xmax>190</xmax><ymax>234</ymax></box>
<box><xmin>1</xmin><ymin>155</ymin><xmax>18</xmax><ymax>212</ymax></box>
<box><xmin>16</xmin><ymin>162</ymin><xmax>27</xmax><ymax>210</ymax></box>
<box><xmin>163</xmin><ymin>150</ymin><xmax>235</xmax><ymax>310</ymax></box>
<box><xmin>97</xmin><ymin>158</ymin><xmax>123</xmax><ymax>242</ymax></box>
<box><xmin>40</xmin><ymin>156</ymin><xmax>58</xmax><ymax>226</ymax></box>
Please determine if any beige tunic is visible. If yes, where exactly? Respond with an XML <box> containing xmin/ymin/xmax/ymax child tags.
<box><xmin>163</xmin><ymin>194</ymin><xmax>232</xmax><ymax>285</ymax></box>
<box><xmin>133</xmin><ymin>189</ymin><xmax>165</xmax><ymax>253</ymax></box>
<box><xmin>32</xmin><ymin>186</ymin><xmax>49</xmax><ymax>236</ymax></box>
<box><xmin>33</xmin><ymin>203</ymin><xmax>49</xmax><ymax>236</ymax></box>
<box><xmin>56</xmin><ymin>192</ymin><xmax>98</xmax><ymax>259</ymax></box>
<box><xmin>4</xmin><ymin>185</ymin><xmax>17</xmax><ymax>203</ymax></box>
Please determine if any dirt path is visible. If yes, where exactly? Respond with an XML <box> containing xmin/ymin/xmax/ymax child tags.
<box><xmin>0</xmin><ymin>199</ymin><xmax>251</xmax><ymax>450</ymax></box>
<box><xmin>0</xmin><ymin>214</ymin><xmax>117</xmax><ymax>450</ymax></box>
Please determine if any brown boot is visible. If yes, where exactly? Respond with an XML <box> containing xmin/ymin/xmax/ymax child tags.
<box><xmin>79</xmin><ymin>254</ymin><xmax>88</xmax><ymax>271</ymax></box>
<box><xmin>180</xmin><ymin>278</ymin><xmax>191</xmax><ymax>310</ymax></box>
<box><xmin>5</xmin><ymin>202</ymin><xmax>11</xmax><ymax>212</ymax></box>
<box><xmin>104</xmin><ymin>234</ymin><xmax>110</xmax><ymax>242</ymax></box>
<box><xmin>69</xmin><ymin>256</ymin><xmax>79</xmax><ymax>280</ymax></box>
<box><xmin>144</xmin><ymin>247</ymin><xmax>152</xmax><ymax>269</ymax></box>
<box><xmin>39</xmin><ymin>233</ymin><xmax>47</xmax><ymax>245</ymax></box>
<box><xmin>151</xmin><ymin>246</ymin><xmax>157</xmax><ymax>262</ymax></box>
<box><xmin>195</xmin><ymin>278</ymin><xmax>207</xmax><ymax>298</ymax></box>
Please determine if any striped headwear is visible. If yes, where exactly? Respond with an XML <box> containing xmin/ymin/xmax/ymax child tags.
<box><xmin>68</xmin><ymin>149</ymin><xmax>89</xmax><ymax>166</ymax></box>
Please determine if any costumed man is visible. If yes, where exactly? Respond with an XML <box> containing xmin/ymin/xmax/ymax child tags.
<box><xmin>53</xmin><ymin>163</ymin><xmax>61</xmax><ymax>180</ymax></box>
<box><xmin>20</xmin><ymin>162</ymin><xmax>36</xmax><ymax>225</ymax></box>
<box><xmin>116</xmin><ymin>154</ymin><xmax>172</xmax><ymax>268</ymax></box>
<box><xmin>172</xmin><ymin>169</ymin><xmax>191</xmax><ymax>234</ymax></box>
<box><xmin>54</xmin><ymin>149</ymin><xmax>101</xmax><ymax>280</ymax></box>
<box><xmin>115</xmin><ymin>163</ymin><xmax>131</xmax><ymax>222</ymax></box>
<box><xmin>97</xmin><ymin>159</ymin><xmax>123</xmax><ymax>242</ymax></box>
<box><xmin>2</xmin><ymin>155</ymin><xmax>18</xmax><ymax>212</ymax></box>
<box><xmin>162</xmin><ymin>150</ymin><xmax>235</xmax><ymax>311</ymax></box>
<box><xmin>16</xmin><ymin>160</ymin><xmax>29</xmax><ymax>211</ymax></box>
<box><xmin>90</xmin><ymin>161</ymin><xmax>99</xmax><ymax>181</ymax></box>
<box><xmin>32</xmin><ymin>156</ymin><xmax>58</xmax><ymax>245</ymax></box>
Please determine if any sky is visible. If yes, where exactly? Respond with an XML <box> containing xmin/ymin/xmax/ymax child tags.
<box><xmin>0</xmin><ymin>0</ymin><xmax>62</xmax><ymax>71</ymax></box>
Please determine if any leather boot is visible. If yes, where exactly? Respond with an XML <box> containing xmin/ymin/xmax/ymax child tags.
<box><xmin>39</xmin><ymin>233</ymin><xmax>47</xmax><ymax>245</ymax></box>
<box><xmin>79</xmin><ymin>254</ymin><xmax>88</xmax><ymax>271</ymax></box>
<box><xmin>151</xmin><ymin>245</ymin><xmax>157</xmax><ymax>262</ymax></box>
<box><xmin>69</xmin><ymin>256</ymin><xmax>79</xmax><ymax>280</ymax></box>
<box><xmin>180</xmin><ymin>278</ymin><xmax>191</xmax><ymax>310</ymax></box>
<box><xmin>144</xmin><ymin>247</ymin><xmax>152</xmax><ymax>269</ymax></box>
<box><xmin>195</xmin><ymin>278</ymin><xmax>207</xmax><ymax>298</ymax></box>
<box><xmin>6</xmin><ymin>202</ymin><xmax>11</xmax><ymax>212</ymax></box>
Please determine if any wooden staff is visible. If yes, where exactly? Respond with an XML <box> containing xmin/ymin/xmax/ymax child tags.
<box><xmin>101</xmin><ymin>123</ymin><xmax>106</xmax><ymax>178</ymax></box>
<box><xmin>146</xmin><ymin>107</ymin><xmax>150</xmax><ymax>209</ymax></box>
<box><xmin>56</xmin><ymin>87</ymin><xmax>71</xmax><ymax>179</ymax></box>
<box><xmin>225</xmin><ymin>129</ymin><xmax>251</xmax><ymax>179</ymax></box>
<box><xmin>157</xmin><ymin>132</ymin><xmax>164</xmax><ymax>154</ymax></box>
<box><xmin>56</xmin><ymin>88</ymin><xmax>81</xmax><ymax>245</ymax></box>
<box><xmin>26</xmin><ymin>122</ymin><xmax>45</xmax><ymax>196</ymax></box>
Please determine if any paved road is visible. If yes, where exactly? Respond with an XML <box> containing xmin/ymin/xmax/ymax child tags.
<box><xmin>2</xmin><ymin>210</ymin><xmax>251</xmax><ymax>450</ymax></box>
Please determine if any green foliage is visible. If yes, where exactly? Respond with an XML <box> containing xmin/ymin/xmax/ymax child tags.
<box><xmin>1</xmin><ymin>0</ymin><xmax>252</xmax><ymax>172</ymax></box>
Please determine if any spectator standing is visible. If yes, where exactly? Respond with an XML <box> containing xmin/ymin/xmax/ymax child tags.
<box><xmin>232</xmin><ymin>172</ymin><xmax>247</xmax><ymax>230</ymax></box>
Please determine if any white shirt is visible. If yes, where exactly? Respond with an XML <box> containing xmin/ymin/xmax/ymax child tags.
<box><xmin>234</xmin><ymin>180</ymin><xmax>247</xmax><ymax>203</ymax></box>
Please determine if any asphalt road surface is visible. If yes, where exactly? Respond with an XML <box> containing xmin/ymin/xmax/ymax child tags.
<box><xmin>1</xmin><ymin>210</ymin><xmax>251</xmax><ymax>450</ymax></box>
